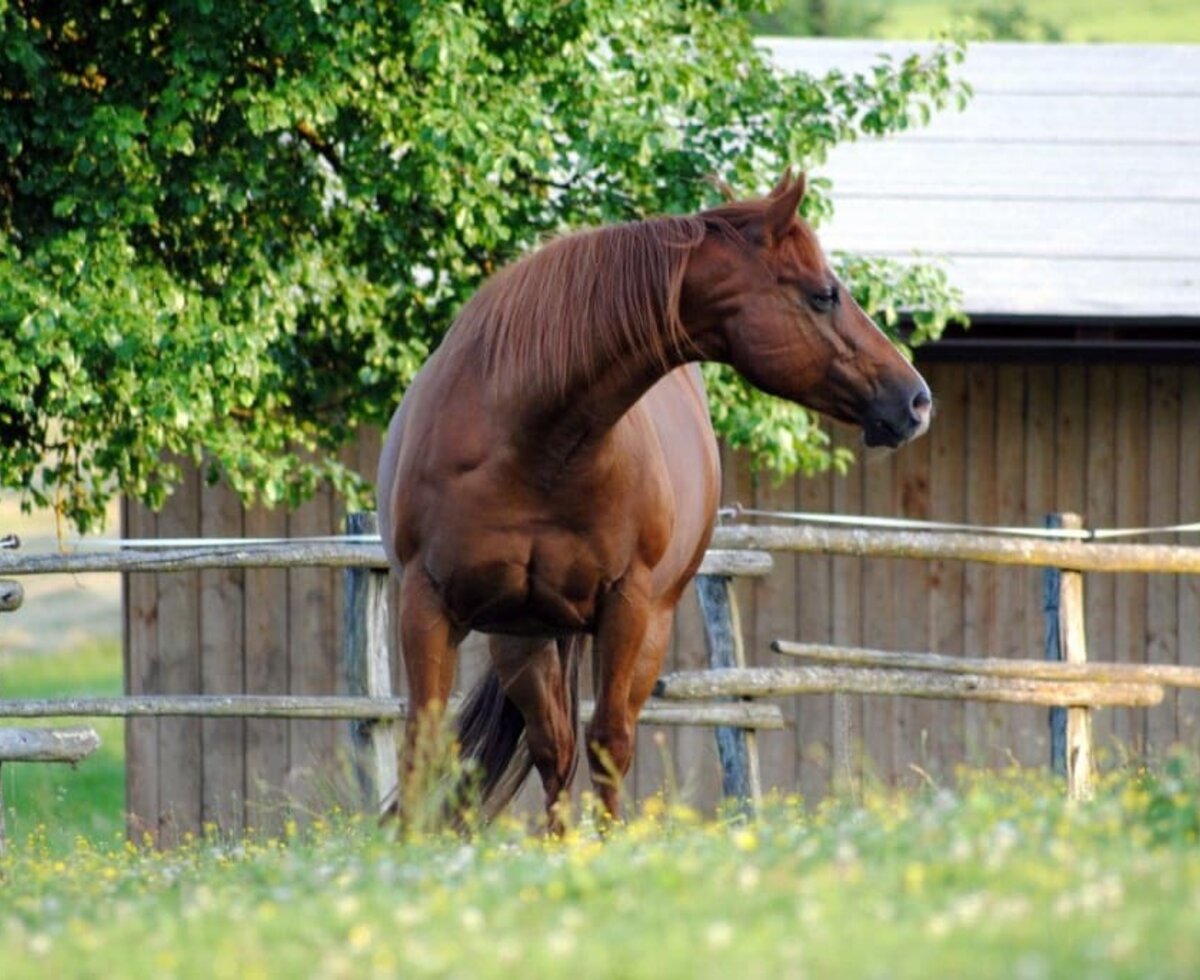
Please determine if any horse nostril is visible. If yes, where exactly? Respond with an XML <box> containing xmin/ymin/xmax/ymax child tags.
<box><xmin>911</xmin><ymin>387</ymin><xmax>932</xmax><ymax>419</ymax></box>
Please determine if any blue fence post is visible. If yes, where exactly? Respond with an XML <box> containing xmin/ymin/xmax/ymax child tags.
<box><xmin>694</xmin><ymin>574</ymin><xmax>762</xmax><ymax>808</ymax></box>
<box><xmin>1045</xmin><ymin>513</ymin><xmax>1067</xmax><ymax>776</ymax></box>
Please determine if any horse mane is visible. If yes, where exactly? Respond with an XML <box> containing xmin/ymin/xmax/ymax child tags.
<box><xmin>442</xmin><ymin>214</ymin><xmax>712</xmax><ymax>400</ymax></box>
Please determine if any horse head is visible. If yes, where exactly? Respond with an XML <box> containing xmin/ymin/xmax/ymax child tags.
<box><xmin>689</xmin><ymin>170</ymin><xmax>932</xmax><ymax>448</ymax></box>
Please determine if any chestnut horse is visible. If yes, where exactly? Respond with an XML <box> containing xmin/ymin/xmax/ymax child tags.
<box><xmin>377</xmin><ymin>172</ymin><xmax>931</xmax><ymax>825</ymax></box>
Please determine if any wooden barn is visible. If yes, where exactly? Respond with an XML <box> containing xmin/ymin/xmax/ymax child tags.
<box><xmin>123</xmin><ymin>40</ymin><xmax>1200</xmax><ymax>841</ymax></box>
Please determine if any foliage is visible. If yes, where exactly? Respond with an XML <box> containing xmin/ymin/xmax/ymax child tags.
<box><xmin>4</xmin><ymin>765</ymin><xmax>1200</xmax><ymax>977</ymax></box>
<box><xmin>959</xmin><ymin>2</ymin><xmax>1065</xmax><ymax>41</ymax></box>
<box><xmin>0</xmin><ymin>1</ymin><xmax>967</xmax><ymax>530</ymax></box>
<box><xmin>751</xmin><ymin>0</ymin><xmax>887</xmax><ymax>38</ymax></box>
<box><xmin>873</xmin><ymin>0</ymin><xmax>1200</xmax><ymax>43</ymax></box>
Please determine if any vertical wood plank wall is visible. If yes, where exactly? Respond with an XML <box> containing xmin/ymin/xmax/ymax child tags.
<box><xmin>124</xmin><ymin>361</ymin><xmax>1200</xmax><ymax>832</ymax></box>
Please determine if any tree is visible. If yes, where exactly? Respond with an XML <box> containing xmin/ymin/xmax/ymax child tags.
<box><xmin>0</xmin><ymin>0</ymin><xmax>967</xmax><ymax>531</ymax></box>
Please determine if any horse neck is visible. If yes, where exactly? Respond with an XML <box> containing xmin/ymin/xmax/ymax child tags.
<box><xmin>501</xmin><ymin>322</ymin><xmax>694</xmax><ymax>471</ymax></box>
<box><xmin>478</xmin><ymin>219</ymin><xmax>717</xmax><ymax>470</ymax></box>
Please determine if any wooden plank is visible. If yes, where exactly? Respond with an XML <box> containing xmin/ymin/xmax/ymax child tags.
<box><xmin>122</xmin><ymin>496</ymin><xmax>160</xmax><ymax>846</ymax></box>
<box><xmin>286</xmin><ymin>469</ymin><xmax>339</xmax><ymax>815</ymax></box>
<box><xmin>1084</xmin><ymin>365</ymin><xmax>1118</xmax><ymax>757</ymax></box>
<box><xmin>0</xmin><ymin>580</ymin><xmax>21</xmax><ymax>612</ymax></box>
<box><xmin>995</xmin><ymin>365</ymin><xmax>1036</xmax><ymax>763</ymax></box>
<box><xmin>243</xmin><ymin>503</ymin><xmax>290</xmax><ymax>836</ymax></box>
<box><xmin>823</xmin><ymin>200</ymin><xmax>1200</xmax><ymax>262</ymax></box>
<box><xmin>962</xmin><ymin>364</ymin><xmax>997</xmax><ymax>766</ymax></box>
<box><xmin>0</xmin><ymin>543</ymin><xmax>769</xmax><ymax>580</ymax></box>
<box><xmin>709</xmin><ymin>525</ymin><xmax>1200</xmax><ymax>575</ymax></box>
<box><xmin>824</xmin><ymin>141</ymin><xmax>1200</xmax><ymax>202</ymax></box>
<box><xmin>860</xmin><ymin>449</ymin><xmax>895</xmax><ymax>785</ymax></box>
<box><xmin>1057</xmin><ymin>514</ymin><xmax>1094</xmax><ymax>801</ymax></box>
<box><xmin>753</xmin><ymin>456</ymin><xmax>800</xmax><ymax>796</ymax></box>
<box><xmin>1054</xmin><ymin>364</ymin><xmax>1088</xmax><ymax>516</ymax></box>
<box><xmin>874</xmin><ymin>94</ymin><xmax>1200</xmax><ymax>145</ymax></box>
<box><xmin>0</xmin><ymin>694</ymin><xmax>782</xmax><ymax>729</ymax></box>
<box><xmin>796</xmin><ymin>463</ymin><xmax>833</xmax><ymax>803</ymax></box>
<box><xmin>773</xmin><ymin>641</ymin><xmax>1200</xmax><ymax>689</ymax></box>
<box><xmin>1146</xmin><ymin>366</ymin><xmax>1181</xmax><ymax>754</ymax></box>
<box><xmin>765</xmin><ymin>40</ymin><xmax>1200</xmax><ymax>96</ymax></box>
<box><xmin>695</xmin><ymin>576</ymin><xmax>759</xmax><ymax>804</ymax></box>
<box><xmin>891</xmin><ymin>401</ymin><xmax>932</xmax><ymax>785</ymax></box>
<box><xmin>342</xmin><ymin>513</ymin><xmax>397</xmax><ymax>814</ymax></box>
<box><xmin>829</xmin><ymin>429</ymin><xmax>864</xmax><ymax>793</ymax></box>
<box><xmin>1114</xmin><ymin>367</ymin><xmax>1149</xmax><ymax>754</ymax></box>
<box><xmin>1025</xmin><ymin>365</ymin><xmax>1057</xmax><ymax>766</ymax></box>
<box><xmin>655</xmin><ymin>666</ymin><xmax>1163</xmax><ymax>709</ymax></box>
<box><xmin>155</xmin><ymin>462</ymin><xmax>202</xmax><ymax>846</ymax></box>
<box><xmin>1177</xmin><ymin>368</ymin><xmax>1200</xmax><ymax>749</ymax></box>
<box><xmin>200</xmin><ymin>474</ymin><xmax>245</xmax><ymax>835</ymax></box>
<box><xmin>923</xmin><ymin>362</ymin><xmax>966</xmax><ymax>778</ymax></box>
<box><xmin>671</xmin><ymin>583</ymin><xmax>721</xmax><ymax>809</ymax></box>
<box><xmin>833</xmin><ymin>256</ymin><xmax>1200</xmax><ymax>320</ymax></box>
<box><xmin>0</xmin><ymin>727</ymin><xmax>100</xmax><ymax>762</ymax></box>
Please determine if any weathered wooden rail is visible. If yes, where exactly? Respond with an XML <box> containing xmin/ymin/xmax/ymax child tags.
<box><xmin>0</xmin><ymin>578</ymin><xmax>102</xmax><ymax>851</ymax></box>
<box><xmin>0</xmin><ymin>516</ymin><xmax>777</xmax><ymax>824</ymax></box>
<box><xmin>4</xmin><ymin>509</ymin><xmax>1198</xmax><ymax>822</ymax></box>
<box><xmin>650</xmin><ymin>512</ymin><xmax>1200</xmax><ymax>801</ymax></box>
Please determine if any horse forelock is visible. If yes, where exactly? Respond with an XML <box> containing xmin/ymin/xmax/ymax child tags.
<box><xmin>447</xmin><ymin>216</ymin><xmax>707</xmax><ymax>400</ymax></box>
<box><xmin>701</xmin><ymin>197</ymin><xmax>826</xmax><ymax>281</ymax></box>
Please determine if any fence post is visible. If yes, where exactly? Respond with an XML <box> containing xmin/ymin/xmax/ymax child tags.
<box><xmin>1044</xmin><ymin>512</ymin><xmax>1093</xmax><ymax>801</ymax></box>
<box><xmin>694</xmin><ymin>574</ymin><xmax>762</xmax><ymax>808</ymax></box>
<box><xmin>342</xmin><ymin>512</ymin><xmax>398</xmax><ymax>814</ymax></box>
<box><xmin>0</xmin><ymin>579</ymin><xmax>22</xmax><ymax>613</ymax></box>
<box><xmin>1044</xmin><ymin>515</ymin><xmax>1067</xmax><ymax>775</ymax></box>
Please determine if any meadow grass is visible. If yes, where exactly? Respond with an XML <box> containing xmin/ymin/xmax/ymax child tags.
<box><xmin>2</xmin><ymin>762</ymin><xmax>1200</xmax><ymax>978</ymax></box>
<box><xmin>875</xmin><ymin>0</ymin><xmax>1200</xmax><ymax>42</ymax></box>
<box><xmin>2</xmin><ymin>647</ymin><xmax>1199</xmax><ymax>977</ymax></box>
<box><xmin>0</xmin><ymin>642</ymin><xmax>126</xmax><ymax>849</ymax></box>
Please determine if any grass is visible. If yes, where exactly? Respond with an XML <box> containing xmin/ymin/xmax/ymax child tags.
<box><xmin>871</xmin><ymin>0</ymin><xmax>1200</xmax><ymax>42</ymax></box>
<box><xmin>1</xmin><ymin>648</ymin><xmax>1200</xmax><ymax>976</ymax></box>
<box><xmin>2</xmin><ymin>764</ymin><xmax>1199</xmax><ymax>978</ymax></box>
<box><xmin>0</xmin><ymin>642</ymin><xmax>126</xmax><ymax>849</ymax></box>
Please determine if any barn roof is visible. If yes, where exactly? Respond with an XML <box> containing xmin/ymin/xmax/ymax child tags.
<box><xmin>765</xmin><ymin>40</ymin><xmax>1200</xmax><ymax>325</ymax></box>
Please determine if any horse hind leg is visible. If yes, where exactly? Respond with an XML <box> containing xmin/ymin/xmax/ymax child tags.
<box><xmin>486</xmin><ymin>634</ymin><xmax>583</xmax><ymax>832</ymax></box>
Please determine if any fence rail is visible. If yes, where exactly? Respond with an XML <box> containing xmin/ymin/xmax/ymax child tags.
<box><xmin>5</xmin><ymin>510</ymin><xmax>1200</xmax><ymax>821</ymax></box>
<box><xmin>0</xmin><ymin>543</ymin><xmax>771</xmax><ymax>579</ymax></box>
<box><xmin>0</xmin><ymin>694</ymin><xmax>783</xmax><ymax>729</ymax></box>
<box><xmin>710</xmin><ymin>523</ymin><xmax>1200</xmax><ymax>574</ymax></box>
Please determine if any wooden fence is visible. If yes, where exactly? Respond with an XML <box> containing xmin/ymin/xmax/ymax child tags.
<box><xmin>3</xmin><ymin>512</ymin><xmax>1200</xmax><ymax>839</ymax></box>
<box><xmin>0</xmin><ymin>523</ymin><xmax>778</xmax><ymax>840</ymax></box>
<box><xmin>0</xmin><ymin>564</ymin><xmax>101</xmax><ymax>852</ymax></box>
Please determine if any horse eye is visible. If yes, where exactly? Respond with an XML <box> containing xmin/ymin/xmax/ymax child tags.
<box><xmin>808</xmin><ymin>286</ymin><xmax>839</xmax><ymax>313</ymax></box>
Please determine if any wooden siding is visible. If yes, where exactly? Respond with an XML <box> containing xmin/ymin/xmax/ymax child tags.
<box><xmin>123</xmin><ymin>361</ymin><xmax>1200</xmax><ymax>830</ymax></box>
<box><xmin>764</xmin><ymin>40</ymin><xmax>1200</xmax><ymax>320</ymax></box>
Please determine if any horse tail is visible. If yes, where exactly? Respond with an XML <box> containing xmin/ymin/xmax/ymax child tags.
<box><xmin>457</xmin><ymin>635</ymin><xmax>585</xmax><ymax>819</ymax></box>
<box><xmin>457</xmin><ymin>664</ymin><xmax>531</xmax><ymax>817</ymax></box>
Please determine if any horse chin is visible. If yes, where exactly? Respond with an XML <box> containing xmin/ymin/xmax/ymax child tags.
<box><xmin>861</xmin><ymin>418</ymin><xmax>907</xmax><ymax>450</ymax></box>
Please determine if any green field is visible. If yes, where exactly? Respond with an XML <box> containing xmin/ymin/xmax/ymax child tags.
<box><xmin>2</xmin><ymin>645</ymin><xmax>1200</xmax><ymax>978</ymax></box>
<box><xmin>0</xmin><ymin>643</ymin><xmax>126</xmax><ymax>850</ymax></box>
<box><xmin>816</xmin><ymin>0</ymin><xmax>1200</xmax><ymax>41</ymax></box>
<box><xmin>2</xmin><ymin>765</ymin><xmax>1199</xmax><ymax>978</ymax></box>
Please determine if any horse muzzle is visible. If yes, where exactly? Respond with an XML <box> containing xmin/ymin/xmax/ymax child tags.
<box><xmin>862</xmin><ymin>381</ymin><xmax>932</xmax><ymax>448</ymax></box>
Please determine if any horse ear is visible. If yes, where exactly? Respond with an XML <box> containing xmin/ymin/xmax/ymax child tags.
<box><xmin>764</xmin><ymin>170</ymin><xmax>806</xmax><ymax>242</ymax></box>
<box><xmin>706</xmin><ymin>175</ymin><xmax>737</xmax><ymax>202</ymax></box>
